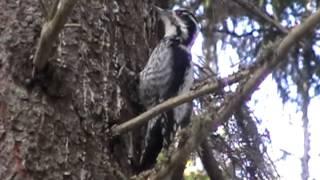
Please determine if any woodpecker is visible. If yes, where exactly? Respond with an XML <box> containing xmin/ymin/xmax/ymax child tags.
<box><xmin>139</xmin><ymin>6</ymin><xmax>199</xmax><ymax>170</ymax></box>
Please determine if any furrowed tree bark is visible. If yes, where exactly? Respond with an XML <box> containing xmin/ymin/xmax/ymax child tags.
<box><xmin>0</xmin><ymin>0</ymin><xmax>165</xmax><ymax>179</ymax></box>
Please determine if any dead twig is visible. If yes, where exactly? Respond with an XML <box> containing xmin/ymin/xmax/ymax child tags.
<box><xmin>110</xmin><ymin>70</ymin><xmax>250</xmax><ymax>136</ymax></box>
<box><xmin>33</xmin><ymin>0</ymin><xmax>78</xmax><ymax>75</ymax></box>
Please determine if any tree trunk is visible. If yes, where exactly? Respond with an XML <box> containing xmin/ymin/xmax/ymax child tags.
<box><xmin>0</xmin><ymin>0</ymin><xmax>166</xmax><ymax>179</ymax></box>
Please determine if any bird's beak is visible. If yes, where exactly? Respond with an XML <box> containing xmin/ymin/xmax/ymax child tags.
<box><xmin>153</xmin><ymin>5</ymin><xmax>172</xmax><ymax>22</ymax></box>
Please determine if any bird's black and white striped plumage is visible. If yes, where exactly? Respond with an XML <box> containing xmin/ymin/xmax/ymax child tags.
<box><xmin>139</xmin><ymin>7</ymin><xmax>199</xmax><ymax>169</ymax></box>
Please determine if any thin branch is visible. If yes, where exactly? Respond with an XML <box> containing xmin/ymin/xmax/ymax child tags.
<box><xmin>151</xmin><ymin>116</ymin><xmax>208</xmax><ymax>180</ymax></box>
<box><xmin>64</xmin><ymin>23</ymin><xmax>81</xmax><ymax>28</ymax></box>
<box><xmin>110</xmin><ymin>70</ymin><xmax>250</xmax><ymax>136</ymax></box>
<box><xmin>48</xmin><ymin>0</ymin><xmax>60</xmax><ymax>20</ymax></box>
<box><xmin>199</xmin><ymin>139</ymin><xmax>225</xmax><ymax>180</ymax></box>
<box><xmin>215</xmin><ymin>27</ymin><xmax>263</xmax><ymax>38</ymax></box>
<box><xmin>301</xmin><ymin>91</ymin><xmax>310</xmax><ymax>180</ymax></box>
<box><xmin>232</xmin><ymin>0</ymin><xmax>288</xmax><ymax>34</ymax></box>
<box><xmin>149</xmin><ymin>8</ymin><xmax>320</xmax><ymax>180</ymax></box>
<box><xmin>33</xmin><ymin>0</ymin><xmax>78</xmax><ymax>75</ymax></box>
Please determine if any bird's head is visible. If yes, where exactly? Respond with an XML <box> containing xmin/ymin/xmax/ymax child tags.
<box><xmin>154</xmin><ymin>6</ymin><xmax>199</xmax><ymax>47</ymax></box>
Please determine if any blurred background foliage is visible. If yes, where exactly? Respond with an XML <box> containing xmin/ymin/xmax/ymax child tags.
<box><xmin>163</xmin><ymin>0</ymin><xmax>320</xmax><ymax>179</ymax></box>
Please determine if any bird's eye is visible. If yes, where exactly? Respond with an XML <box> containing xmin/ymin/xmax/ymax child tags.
<box><xmin>175</xmin><ymin>10</ymin><xmax>183</xmax><ymax>16</ymax></box>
